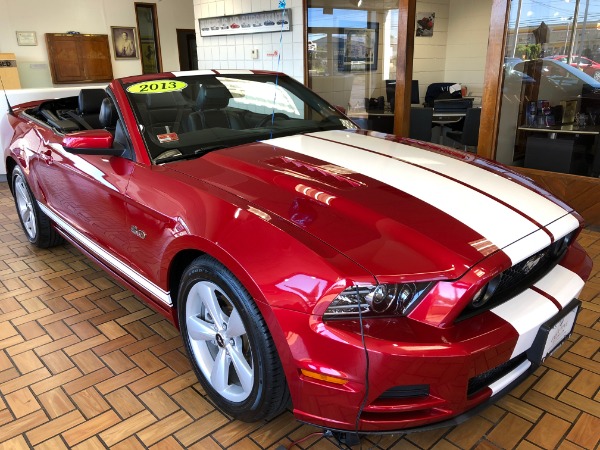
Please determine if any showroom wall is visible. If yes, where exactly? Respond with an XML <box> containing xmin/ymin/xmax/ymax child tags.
<box><xmin>192</xmin><ymin>0</ymin><xmax>305</xmax><ymax>82</ymax></box>
<box><xmin>0</xmin><ymin>0</ymin><xmax>195</xmax><ymax>88</ymax></box>
<box><xmin>414</xmin><ymin>0</ymin><xmax>492</xmax><ymax>102</ymax></box>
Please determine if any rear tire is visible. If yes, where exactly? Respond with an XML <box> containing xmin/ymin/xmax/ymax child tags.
<box><xmin>12</xmin><ymin>166</ymin><xmax>63</xmax><ymax>248</ymax></box>
<box><xmin>594</xmin><ymin>70</ymin><xmax>600</xmax><ymax>82</ymax></box>
<box><xmin>178</xmin><ymin>255</ymin><xmax>290</xmax><ymax>421</ymax></box>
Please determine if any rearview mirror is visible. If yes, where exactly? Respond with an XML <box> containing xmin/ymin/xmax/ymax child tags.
<box><xmin>62</xmin><ymin>130</ymin><xmax>122</xmax><ymax>155</ymax></box>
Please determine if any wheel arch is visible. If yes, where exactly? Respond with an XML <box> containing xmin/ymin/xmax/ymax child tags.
<box><xmin>5</xmin><ymin>156</ymin><xmax>17</xmax><ymax>194</ymax></box>
<box><xmin>165</xmin><ymin>242</ymin><xmax>295</xmax><ymax>409</ymax></box>
<box><xmin>165</xmin><ymin>238</ymin><xmax>272</xmax><ymax>326</ymax></box>
<box><xmin>167</xmin><ymin>248</ymin><xmax>205</xmax><ymax>321</ymax></box>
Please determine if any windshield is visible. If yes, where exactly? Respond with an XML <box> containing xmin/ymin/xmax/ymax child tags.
<box><xmin>120</xmin><ymin>73</ymin><xmax>356</xmax><ymax>163</ymax></box>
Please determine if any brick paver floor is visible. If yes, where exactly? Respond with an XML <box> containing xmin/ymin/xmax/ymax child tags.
<box><xmin>0</xmin><ymin>180</ymin><xmax>598</xmax><ymax>449</ymax></box>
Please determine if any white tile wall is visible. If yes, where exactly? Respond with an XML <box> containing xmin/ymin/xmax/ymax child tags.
<box><xmin>192</xmin><ymin>0</ymin><xmax>493</xmax><ymax>105</ymax></box>
<box><xmin>193</xmin><ymin>0</ymin><xmax>304</xmax><ymax>82</ymax></box>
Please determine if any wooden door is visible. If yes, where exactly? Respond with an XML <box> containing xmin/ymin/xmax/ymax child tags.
<box><xmin>80</xmin><ymin>35</ymin><xmax>113</xmax><ymax>82</ymax></box>
<box><xmin>46</xmin><ymin>35</ymin><xmax>86</xmax><ymax>83</ymax></box>
<box><xmin>46</xmin><ymin>34</ymin><xmax>113</xmax><ymax>84</ymax></box>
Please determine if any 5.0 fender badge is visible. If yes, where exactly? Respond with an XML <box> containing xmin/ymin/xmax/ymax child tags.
<box><xmin>130</xmin><ymin>225</ymin><xmax>147</xmax><ymax>239</ymax></box>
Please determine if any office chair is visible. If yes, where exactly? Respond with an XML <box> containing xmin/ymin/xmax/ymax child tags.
<box><xmin>446</xmin><ymin>107</ymin><xmax>481</xmax><ymax>151</ymax></box>
<box><xmin>409</xmin><ymin>107</ymin><xmax>433</xmax><ymax>142</ymax></box>
<box><xmin>424</xmin><ymin>82</ymin><xmax>458</xmax><ymax>107</ymax></box>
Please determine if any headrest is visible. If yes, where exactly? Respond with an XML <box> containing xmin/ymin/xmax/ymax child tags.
<box><xmin>146</xmin><ymin>92</ymin><xmax>178</xmax><ymax>109</ymax></box>
<box><xmin>79</xmin><ymin>89</ymin><xmax>108</xmax><ymax>114</ymax></box>
<box><xmin>196</xmin><ymin>85</ymin><xmax>231</xmax><ymax>111</ymax></box>
<box><xmin>99</xmin><ymin>98</ymin><xmax>118</xmax><ymax>128</ymax></box>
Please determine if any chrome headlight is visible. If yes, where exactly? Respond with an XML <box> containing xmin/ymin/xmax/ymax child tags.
<box><xmin>323</xmin><ymin>282</ymin><xmax>433</xmax><ymax>319</ymax></box>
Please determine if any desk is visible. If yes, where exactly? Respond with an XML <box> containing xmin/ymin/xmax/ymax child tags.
<box><xmin>347</xmin><ymin>110</ymin><xmax>393</xmax><ymax>133</ymax></box>
<box><xmin>348</xmin><ymin>109</ymin><xmax>466</xmax><ymax>136</ymax></box>
<box><xmin>518</xmin><ymin>124</ymin><xmax>600</xmax><ymax>139</ymax></box>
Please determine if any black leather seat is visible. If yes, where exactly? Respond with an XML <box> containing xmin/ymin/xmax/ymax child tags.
<box><xmin>98</xmin><ymin>98</ymin><xmax>132</xmax><ymax>159</ymax></box>
<box><xmin>99</xmin><ymin>98</ymin><xmax>118</xmax><ymax>130</ymax></box>
<box><xmin>144</xmin><ymin>92</ymin><xmax>192</xmax><ymax>134</ymax></box>
<box><xmin>77</xmin><ymin>89</ymin><xmax>108</xmax><ymax>129</ymax></box>
<box><xmin>187</xmin><ymin>85</ymin><xmax>245</xmax><ymax>130</ymax></box>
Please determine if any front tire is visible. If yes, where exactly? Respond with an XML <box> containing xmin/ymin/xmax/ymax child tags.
<box><xmin>12</xmin><ymin>166</ymin><xmax>63</xmax><ymax>248</ymax></box>
<box><xmin>594</xmin><ymin>70</ymin><xmax>600</xmax><ymax>82</ymax></box>
<box><xmin>178</xmin><ymin>255</ymin><xmax>289</xmax><ymax>421</ymax></box>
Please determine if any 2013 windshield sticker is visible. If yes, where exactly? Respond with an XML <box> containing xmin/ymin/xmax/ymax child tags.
<box><xmin>127</xmin><ymin>80</ymin><xmax>188</xmax><ymax>94</ymax></box>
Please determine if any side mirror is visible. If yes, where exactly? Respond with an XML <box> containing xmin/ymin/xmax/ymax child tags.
<box><xmin>62</xmin><ymin>130</ymin><xmax>122</xmax><ymax>155</ymax></box>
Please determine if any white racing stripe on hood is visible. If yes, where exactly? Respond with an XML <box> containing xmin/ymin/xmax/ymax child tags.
<box><xmin>546</xmin><ymin>213</ymin><xmax>580</xmax><ymax>240</ymax></box>
<box><xmin>533</xmin><ymin>265</ymin><xmax>585</xmax><ymax>309</ymax></box>
<box><xmin>314</xmin><ymin>130</ymin><xmax>572</xmax><ymax>228</ymax></box>
<box><xmin>267</xmin><ymin>134</ymin><xmax>545</xmax><ymax>261</ymax></box>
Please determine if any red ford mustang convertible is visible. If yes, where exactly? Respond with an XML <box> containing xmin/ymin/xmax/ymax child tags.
<box><xmin>2</xmin><ymin>70</ymin><xmax>592</xmax><ymax>433</ymax></box>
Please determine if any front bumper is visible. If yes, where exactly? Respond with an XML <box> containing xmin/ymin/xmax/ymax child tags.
<box><xmin>272</xmin><ymin>243</ymin><xmax>591</xmax><ymax>432</ymax></box>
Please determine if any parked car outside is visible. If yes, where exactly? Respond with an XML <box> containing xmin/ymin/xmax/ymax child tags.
<box><xmin>546</xmin><ymin>55</ymin><xmax>600</xmax><ymax>81</ymax></box>
<box><xmin>508</xmin><ymin>58</ymin><xmax>600</xmax><ymax>104</ymax></box>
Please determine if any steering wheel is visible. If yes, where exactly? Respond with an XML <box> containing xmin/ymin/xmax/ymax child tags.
<box><xmin>255</xmin><ymin>113</ymin><xmax>289</xmax><ymax>128</ymax></box>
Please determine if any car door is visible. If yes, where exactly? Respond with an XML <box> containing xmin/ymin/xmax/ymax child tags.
<box><xmin>34</xmin><ymin>123</ymin><xmax>134</xmax><ymax>267</ymax></box>
<box><xmin>120</xmin><ymin>163</ymin><xmax>180</xmax><ymax>308</ymax></box>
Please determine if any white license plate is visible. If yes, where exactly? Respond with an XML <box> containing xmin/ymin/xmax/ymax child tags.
<box><xmin>528</xmin><ymin>299</ymin><xmax>580</xmax><ymax>365</ymax></box>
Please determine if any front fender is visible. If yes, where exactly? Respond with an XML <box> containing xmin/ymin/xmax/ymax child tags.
<box><xmin>162</xmin><ymin>201</ymin><xmax>375</xmax><ymax>316</ymax></box>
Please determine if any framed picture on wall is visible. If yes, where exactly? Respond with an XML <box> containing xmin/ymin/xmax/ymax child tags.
<box><xmin>111</xmin><ymin>26</ymin><xmax>139</xmax><ymax>59</ymax></box>
<box><xmin>337</xmin><ymin>22</ymin><xmax>379</xmax><ymax>72</ymax></box>
<box><xmin>140</xmin><ymin>41</ymin><xmax>159</xmax><ymax>73</ymax></box>
<box><xmin>416</xmin><ymin>13</ymin><xmax>435</xmax><ymax>37</ymax></box>
<box><xmin>16</xmin><ymin>31</ymin><xmax>37</xmax><ymax>46</ymax></box>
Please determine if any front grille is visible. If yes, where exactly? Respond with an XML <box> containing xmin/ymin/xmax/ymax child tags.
<box><xmin>458</xmin><ymin>232</ymin><xmax>574</xmax><ymax>321</ymax></box>
<box><xmin>467</xmin><ymin>353</ymin><xmax>528</xmax><ymax>396</ymax></box>
<box><xmin>378</xmin><ymin>384</ymin><xmax>429</xmax><ymax>399</ymax></box>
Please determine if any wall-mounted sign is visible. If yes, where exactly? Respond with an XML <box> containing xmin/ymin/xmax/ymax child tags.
<box><xmin>16</xmin><ymin>31</ymin><xmax>37</xmax><ymax>46</ymax></box>
<box><xmin>199</xmin><ymin>9</ymin><xmax>291</xmax><ymax>37</ymax></box>
<box><xmin>0</xmin><ymin>59</ymin><xmax>17</xmax><ymax>68</ymax></box>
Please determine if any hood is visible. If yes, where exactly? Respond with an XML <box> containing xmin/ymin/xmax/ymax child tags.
<box><xmin>168</xmin><ymin>130</ymin><xmax>574</xmax><ymax>281</ymax></box>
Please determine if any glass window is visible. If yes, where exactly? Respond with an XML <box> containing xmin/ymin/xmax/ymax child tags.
<box><xmin>497</xmin><ymin>0</ymin><xmax>600</xmax><ymax>178</ymax></box>
<box><xmin>307</xmin><ymin>4</ymin><xmax>398</xmax><ymax>118</ymax></box>
<box><xmin>120</xmin><ymin>73</ymin><xmax>354</xmax><ymax>163</ymax></box>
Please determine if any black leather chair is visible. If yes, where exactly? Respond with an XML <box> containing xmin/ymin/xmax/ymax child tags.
<box><xmin>446</xmin><ymin>107</ymin><xmax>481</xmax><ymax>152</ymax></box>
<box><xmin>409</xmin><ymin>107</ymin><xmax>433</xmax><ymax>142</ymax></box>
<box><xmin>187</xmin><ymin>85</ymin><xmax>245</xmax><ymax>130</ymax></box>
<box><xmin>424</xmin><ymin>82</ymin><xmax>458</xmax><ymax>107</ymax></box>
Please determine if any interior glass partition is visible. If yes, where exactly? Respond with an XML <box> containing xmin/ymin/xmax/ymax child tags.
<box><xmin>497</xmin><ymin>0</ymin><xmax>600</xmax><ymax>178</ymax></box>
<box><xmin>307</xmin><ymin>2</ymin><xmax>399</xmax><ymax>132</ymax></box>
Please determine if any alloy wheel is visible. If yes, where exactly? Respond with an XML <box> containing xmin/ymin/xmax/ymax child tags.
<box><xmin>14</xmin><ymin>173</ymin><xmax>37</xmax><ymax>240</ymax></box>
<box><xmin>185</xmin><ymin>280</ymin><xmax>254</xmax><ymax>402</ymax></box>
